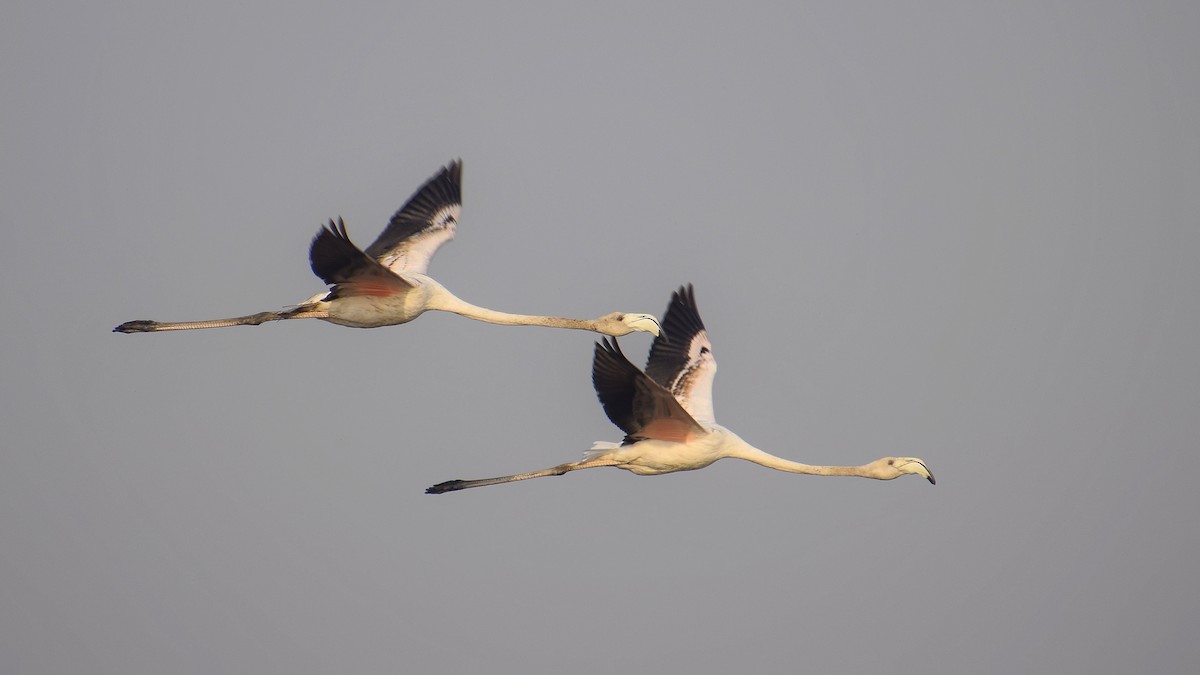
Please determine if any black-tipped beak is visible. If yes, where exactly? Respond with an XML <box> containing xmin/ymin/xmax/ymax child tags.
<box><xmin>910</xmin><ymin>460</ymin><xmax>935</xmax><ymax>485</ymax></box>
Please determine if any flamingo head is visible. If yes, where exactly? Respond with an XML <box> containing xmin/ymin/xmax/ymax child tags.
<box><xmin>598</xmin><ymin>312</ymin><xmax>661</xmax><ymax>337</ymax></box>
<box><xmin>868</xmin><ymin>457</ymin><xmax>936</xmax><ymax>484</ymax></box>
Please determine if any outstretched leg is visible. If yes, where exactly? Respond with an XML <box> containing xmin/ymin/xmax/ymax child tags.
<box><xmin>426</xmin><ymin>457</ymin><xmax>624</xmax><ymax>494</ymax></box>
<box><xmin>114</xmin><ymin>305</ymin><xmax>328</xmax><ymax>333</ymax></box>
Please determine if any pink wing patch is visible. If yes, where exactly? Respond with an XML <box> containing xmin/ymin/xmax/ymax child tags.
<box><xmin>638</xmin><ymin>418</ymin><xmax>703</xmax><ymax>444</ymax></box>
<box><xmin>335</xmin><ymin>277</ymin><xmax>406</xmax><ymax>298</ymax></box>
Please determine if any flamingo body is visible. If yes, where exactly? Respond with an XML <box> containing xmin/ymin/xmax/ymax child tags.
<box><xmin>428</xmin><ymin>285</ymin><xmax>935</xmax><ymax>493</ymax></box>
<box><xmin>115</xmin><ymin>161</ymin><xmax>661</xmax><ymax>338</ymax></box>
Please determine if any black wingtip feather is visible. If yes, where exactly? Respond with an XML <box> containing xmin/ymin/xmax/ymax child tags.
<box><xmin>363</xmin><ymin>160</ymin><xmax>464</xmax><ymax>260</ymax></box>
<box><xmin>591</xmin><ymin>336</ymin><xmax>644</xmax><ymax>436</ymax></box>
<box><xmin>308</xmin><ymin>219</ymin><xmax>357</xmax><ymax>285</ymax></box>
<box><xmin>645</xmin><ymin>283</ymin><xmax>706</xmax><ymax>388</ymax></box>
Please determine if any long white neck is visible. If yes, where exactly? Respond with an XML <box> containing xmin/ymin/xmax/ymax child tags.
<box><xmin>722</xmin><ymin>436</ymin><xmax>881</xmax><ymax>479</ymax></box>
<box><xmin>424</xmin><ymin>283</ymin><xmax>597</xmax><ymax>331</ymax></box>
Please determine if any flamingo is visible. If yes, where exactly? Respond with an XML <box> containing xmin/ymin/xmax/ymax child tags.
<box><xmin>114</xmin><ymin>161</ymin><xmax>661</xmax><ymax>338</ymax></box>
<box><xmin>427</xmin><ymin>284</ymin><xmax>934</xmax><ymax>493</ymax></box>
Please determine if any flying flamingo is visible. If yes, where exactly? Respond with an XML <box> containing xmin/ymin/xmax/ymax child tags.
<box><xmin>427</xmin><ymin>284</ymin><xmax>934</xmax><ymax>493</ymax></box>
<box><xmin>114</xmin><ymin>161</ymin><xmax>661</xmax><ymax>338</ymax></box>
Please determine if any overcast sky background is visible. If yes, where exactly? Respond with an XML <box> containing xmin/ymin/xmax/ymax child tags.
<box><xmin>3</xmin><ymin>2</ymin><xmax>1198</xmax><ymax>673</ymax></box>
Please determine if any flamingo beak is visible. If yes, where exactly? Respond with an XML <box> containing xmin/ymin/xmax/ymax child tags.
<box><xmin>625</xmin><ymin>314</ymin><xmax>661</xmax><ymax>337</ymax></box>
<box><xmin>912</xmin><ymin>460</ymin><xmax>935</xmax><ymax>485</ymax></box>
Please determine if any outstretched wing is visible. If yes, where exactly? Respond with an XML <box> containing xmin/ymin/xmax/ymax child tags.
<box><xmin>644</xmin><ymin>284</ymin><xmax>717</xmax><ymax>426</ymax></box>
<box><xmin>592</xmin><ymin>338</ymin><xmax>706</xmax><ymax>444</ymax></box>
<box><xmin>310</xmin><ymin>219</ymin><xmax>412</xmax><ymax>299</ymax></box>
<box><xmin>364</xmin><ymin>159</ymin><xmax>462</xmax><ymax>275</ymax></box>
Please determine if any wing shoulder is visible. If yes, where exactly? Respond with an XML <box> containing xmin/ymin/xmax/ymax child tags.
<box><xmin>309</xmin><ymin>219</ymin><xmax>412</xmax><ymax>297</ymax></box>
<box><xmin>593</xmin><ymin>338</ymin><xmax>705</xmax><ymax>443</ymax></box>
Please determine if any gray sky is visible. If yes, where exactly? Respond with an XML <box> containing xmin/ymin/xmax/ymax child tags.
<box><xmin>3</xmin><ymin>2</ymin><xmax>1198</xmax><ymax>673</ymax></box>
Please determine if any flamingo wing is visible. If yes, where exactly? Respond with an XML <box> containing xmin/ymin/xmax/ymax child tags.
<box><xmin>309</xmin><ymin>218</ymin><xmax>412</xmax><ymax>299</ymax></box>
<box><xmin>364</xmin><ymin>159</ymin><xmax>462</xmax><ymax>275</ymax></box>
<box><xmin>644</xmin><ymin>284</ymin><xmax>718</xmax><ymax>426</ymax></box>
<box><xmin>592</xmin><ymin>338</ymin><xmax>706</xmax><ymax>444</ymax></box>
